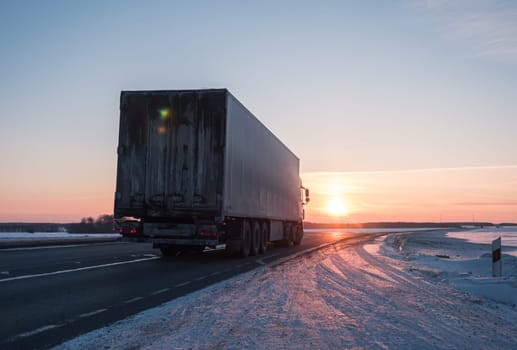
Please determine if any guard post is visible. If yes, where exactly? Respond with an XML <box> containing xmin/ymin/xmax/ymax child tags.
<box><xmin>492</xmin><ymin>237</ymin><xmax>502</xmax><ymax>277</ymax></box>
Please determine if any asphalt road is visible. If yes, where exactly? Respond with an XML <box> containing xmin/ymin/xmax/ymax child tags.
<box><xmin>0</xmin><ymin>231</ymin><xmax>378</xmax><ymax>349</ymax></box>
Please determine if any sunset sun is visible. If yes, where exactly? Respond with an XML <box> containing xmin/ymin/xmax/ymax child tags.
<box><xmin>326</xmin><ymin>197</ymin><xmax>349</xmax><ymax>217</ymax></box>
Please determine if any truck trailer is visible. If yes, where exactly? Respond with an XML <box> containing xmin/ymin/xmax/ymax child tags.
<box><xmin>114</xmin><ymin>89</ymin><xmax>309</xmax><ymax>257</ymax></box>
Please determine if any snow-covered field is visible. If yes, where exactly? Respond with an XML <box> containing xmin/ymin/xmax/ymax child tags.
<box><xmin>447</xmin><ymin>227</ymin><xmax>517</xmax><ymax>257</ymax></box>
<box><xmin>56</xmin><ymin>228</ymin><xmax>517</xmax><ymax>349</ymax></box>
<box><xmin>0</xmin><ymin>229</ymin><xmax>429</xmax><ymax>242</ymax></box>
<box><xmin>392</xmin><ymin>227</ymin><xmax>517</xmax><ymax>312</ymax></box>
<box><xmin>0</xmin><ymin>232</ymin><xmax>120</xmax><ymax>240</ymax></box>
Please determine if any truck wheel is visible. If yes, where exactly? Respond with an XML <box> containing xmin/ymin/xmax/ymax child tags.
<box><xmin>250</xmin><ymin>221</ymin><xmax>260</xmax><ymax>256</ymax></box>
<box><xmin>239</xmin><ymin>220</ymin><xmax>251</xmax><ymax>258</ymax></box>
<box><xmin>160</xmin><ymin>246</ymin><xmax>180</xmax><ymax>257</ymax></box>
<box><xmin>259</xmin><ymin>222</ymin><xmax>268</xmax><ymax>254</ymax></box>
<box><xmin>283</xmin><ymin>224</ymin><xmax>294</xmax><ymax>247</ymax></box>
<box><xmin>293</xmin><ymin>225</ymin><xmax>303</xmax><ymax>245</ymax></box>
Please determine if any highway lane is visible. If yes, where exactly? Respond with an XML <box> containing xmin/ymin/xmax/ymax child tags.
<box><xmin>0</xmin><ymin>231</ymin><xmax>375</xmax><ymax>349</ymax></box>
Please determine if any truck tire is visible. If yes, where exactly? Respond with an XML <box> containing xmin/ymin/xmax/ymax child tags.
<box><xmin>250</xmin><ymin>221</ymin><xmax>260</xmax><ymax>256</ymax></box>
<box><xmin>239</xmin><ymin>220</ymin><xmax>251</xmax><ymax>258</ymax></box>
<box><xmin>160</xmin><ymin>246</ymin><xmax>180</xmax><ymax>257</ymax></box>
<box><xmin>282</xmin><ymin>224</ymin><xmax>294</xmax><ymax>247</ymax></box>
<box><xmin>293</xmin><ymin>225</ymin><xmax>303</xmax><ymax>245</ymax></box>
<box><xmin>259</xmin><ymin>222</ymin><xmax>268</xmax><ymax>254</ymax></box>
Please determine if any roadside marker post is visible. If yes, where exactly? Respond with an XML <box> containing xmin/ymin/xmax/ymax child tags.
<box><xmin>492</xmin><ymin>237</ymin><xmax>502</xmax><ymax>277</ymax></box>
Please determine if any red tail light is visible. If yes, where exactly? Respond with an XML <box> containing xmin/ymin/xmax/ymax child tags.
<box><xmin>119</xmin><ymin>227</ymin><xmax>138</xmax><ymax>235</ymax></box>
<box><xmin>199</xmin><ymin>230</ymin><xmax>217</xmax><ymax>237</ymax></box>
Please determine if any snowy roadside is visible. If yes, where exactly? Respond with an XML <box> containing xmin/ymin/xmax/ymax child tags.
<box><xmin>0</xmin><ymin>228</ymin><xmax>433</xmax><ymax>249</ymax></box>
<box><xmin>0</xmin><ymin>232</ymin><xmax>121</xmax><ymax>249</ymax></box>
<box><xmin>55</xmin><ymin>229</ymin><xmax>517</xmax><ymax>350</ymax></box>
<box><xmin>386</xmin><ymin>228</ymin><xmax>517</xmax><ymax>320</ymax></box>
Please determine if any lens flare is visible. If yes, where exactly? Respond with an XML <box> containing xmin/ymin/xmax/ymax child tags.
<box><xmin>159</xmin><ymin>108</ymin><xmax>171</xmax><ymax>120</ymax></box>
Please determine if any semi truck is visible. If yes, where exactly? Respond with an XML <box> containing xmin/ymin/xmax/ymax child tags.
<box><xmin>114</xmin><ymin>89</ymin><xmax>310</xmax><ymax>257</ymax></box>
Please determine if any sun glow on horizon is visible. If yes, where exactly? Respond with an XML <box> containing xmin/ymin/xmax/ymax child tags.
<box><xmin>326</xmin><ymin>197</ymin><xmax>349</xmax><ymax>217</ymax></box>
<box><xmin>302</xmin><ymin>166</ymin><xmax>517</xmax><ymax>223</ymax></box>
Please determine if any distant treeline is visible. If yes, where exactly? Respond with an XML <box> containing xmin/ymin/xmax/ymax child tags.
<box><xmin>0</xmin><ymin>214</ymin><xmax>115</xmax><ymax>234</ymax></box>
<box><xmin>67</xmin><ymin>215</ymin><xmax>114</xmax><ymax>233</ymax></box>
<box><xmin>2</xmin><ymin>219</ymin><xmax>516</xmax><ymax>234</ymax></box>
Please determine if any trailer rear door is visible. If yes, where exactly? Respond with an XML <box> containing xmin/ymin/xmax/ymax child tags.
<box><xmin>115</xmin><ymin>91</ymin><xmax>226</xmax><ymax>217</ymax></box>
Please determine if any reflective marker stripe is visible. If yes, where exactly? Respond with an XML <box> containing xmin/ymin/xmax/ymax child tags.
<box><xmin>493</xmin><ymin>248</ymin><xmax>501</xmax><ymax>262</ymax></box>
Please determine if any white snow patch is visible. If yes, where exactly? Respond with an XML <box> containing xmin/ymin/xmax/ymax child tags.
<box><xmin>390</xmin><ymin>228</ymin><xmax>517</xmax><ymax>314</ymax></box>
<box><xmin>0</xmin><ymin>232</ymin><xmax>120</xmax><ymax>239</ymax></box>
<box><xmin>55</xmin><ymin>229</ymin><xmax>517</xmax><ymax>350</ymax></box>
<box><xmin>447</xmin><ymin>227</ymin><xmax>517</xmax><ymax>257</ymax></box>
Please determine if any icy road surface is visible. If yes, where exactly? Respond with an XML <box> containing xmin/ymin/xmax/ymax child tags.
<box><xmin>56</xmin><ymin>229</ymin><xmax>517</xmax><ymax>349</ymax></box>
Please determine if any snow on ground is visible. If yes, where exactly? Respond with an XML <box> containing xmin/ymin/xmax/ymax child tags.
<box><xmin>56</xmin><ymin>229</ymin><xmax>517</xmax><ymax>350</ymax></box>
<box><xmin>0</xmin><ymin>229</ymin><xmax>424</xmax><ymax>241</ymax></box>
<box><xmin>447</xmin><ymin>227</ymin><xmax>517</xmax><ymax>257</ymax></box>
<box><xmin>0</xmin><ymin>232</ymin><xmax>120</xmax><ymax>240</ymax></box>
<box><xmin>390</xmin><ymin>228</ymin><xmax>517</xmax><ymax>316</ymax></box>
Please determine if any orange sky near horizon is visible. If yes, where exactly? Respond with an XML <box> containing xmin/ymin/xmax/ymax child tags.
<box><xmin>1</xmin><ymin>165</ymin><xmax>516</xmax><ymax>224</ymax></box>
<box><xmin>0</xmin><ymin>167</ymin><xmax>114</xmax><ymax>223</ymax></box>
<box><xmin>302</xmin><ymin>165</ymin><xmax>517</xmax><ymax>224</ymax></box>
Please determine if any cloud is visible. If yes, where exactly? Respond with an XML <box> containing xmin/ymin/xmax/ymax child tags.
<box><xmin>418</xmin><ymin>0</ymin><xmax>517</xmax><ymax>60</ymax></box>
<box><xmin>453</xmin><ymin>201</ymin><xmax>517</xmax><ymax>207</ymax></box>
<box><xmin>303</xmin><ymin>164</ymin><xmax>517</xmax><ymax>176</ymax></box>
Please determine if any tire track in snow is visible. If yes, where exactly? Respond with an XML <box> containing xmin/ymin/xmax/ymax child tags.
<box><xmin>55</xmin><ymin>234</ymin><xmax>517</xmax><ymax>350</ymax></box>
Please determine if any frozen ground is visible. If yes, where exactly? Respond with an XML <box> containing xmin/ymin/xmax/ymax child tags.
<box><xmin>0</xmin><ymin>229</ymin><xmax>430</xmax><ymax>241</ymax></box>
<box><xmin>56</xmin><ymin>228</ymin><xmax>517</xmax><ymax>349</ymax></box>
<box><xmin>393</xmin><ymin>227</ymin><xmax>517</xmax><ymax>312</ymax></box>
<box><xmin>0</xmin><ymin>229</ymin><xmax>431</xmax><ymax>247</ymax></box>
<box><xmin>0</xmin><ymin>232</ymin><xmax>120</xmax><ymax>240</ymax></box>
<box><xmin>447</xmin><ymin>227</ymin><xmax>517</xmax><ymax>257</ymax></box>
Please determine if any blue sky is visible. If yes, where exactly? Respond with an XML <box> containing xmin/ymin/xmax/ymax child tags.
<box><xmin>1</xmin><ymin>0</ymin><xmax>516</xmax><ymax>222</ymax></box>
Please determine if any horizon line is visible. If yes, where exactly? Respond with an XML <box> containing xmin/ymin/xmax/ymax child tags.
<box><xmin>2</xmin><ymin>220</ymin><xmax>516</xmax><ymax>225</ymax></box>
